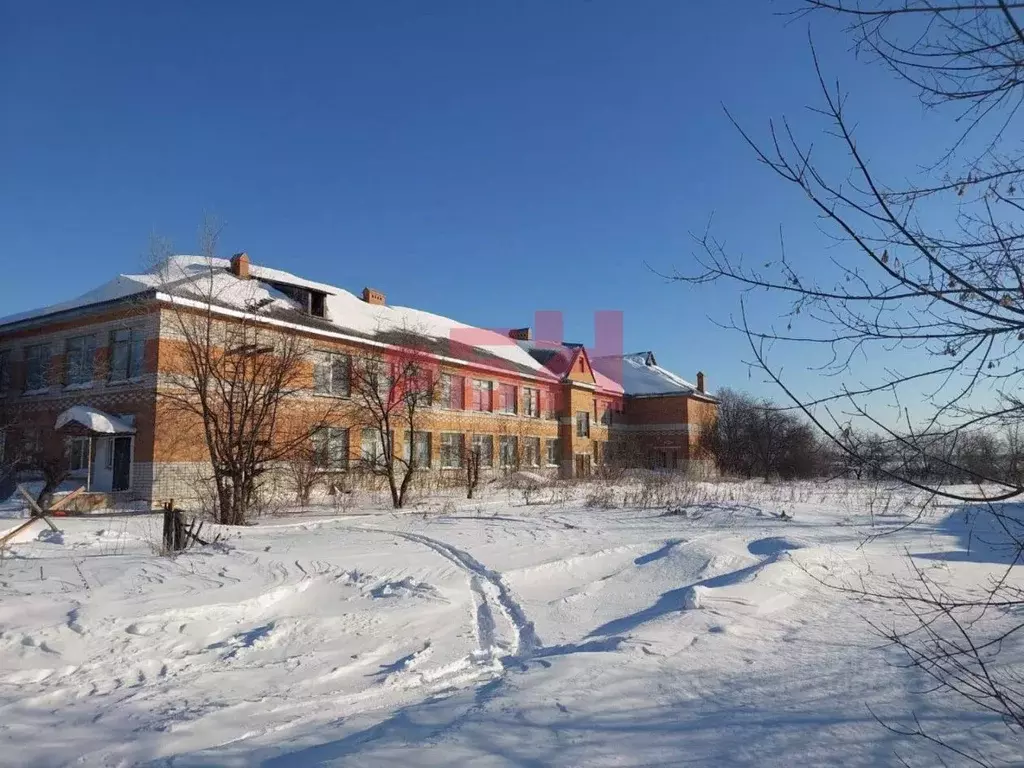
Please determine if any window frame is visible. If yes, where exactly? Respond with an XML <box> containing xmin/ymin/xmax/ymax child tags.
<box><xmin>471</xmin><ymin>379</ymin><xmax>492</xmax><ymax>412</ymax></box>
<box><xmin>403</xmin><ymin>430</ymin><xmax>432</xmax><ymax>469</ymax></box>
<box><xmin>440</xmin><ymin>373</ymin><xmax>465</xmax><ymax>410</ymax></box>
<box><xmin>25</xmin><ymin>343</ymin><xmax>50</xmax><ymax>391</ymax></box>
<box><xmin>66</xmin><ymin>436</ymin><xmax>90</xmax><ymax>474</ymax></box>
<box><xmin>0</xmin><ymin>349</ymin><xmax>11</xmax><ymax>392</ymax></box>
<box><xmin>440</xmin><ymin>432</ymin><xmax>464</xmax><ymax>468</ymax></box>
<box><xmin>523</xmin><ymin>436</ymin><xmax>541</xmax><ymax>467</ymax></box>
<box><xmin>497</xmin><ymin>383</ymin><xmax>517</xmax><ymax>414</ymax></box>
<box><xmin>314</xmin><ymin>351</ymin><xmax>351</xmax><ymax>397</ymax></box>
<box><xmin>498</xmin><ymin>435</ymin><xmax>519</xmax><ymax>468</ymax></box>
<box><xmin>523</xmin><ymin>387</ymin><xmax>540</xmax><ymax>418</ymax></box>
<box><xmin>545</xmin><ymin>438</ymin><xmax>560</xmax><ymax>467</ymax></box>
<box><xmin>65</xmin><ymin>334</ymin><xmax>97</xmax><ymax>386</ymax></box>
<box><xmin>576</xmin><ymin>411</ymin><xmax>590</xmax><ymax>438</ymax></box>
<box><xmin>313</xmin><ymin>426</ymin><xmax>350</xmax><ymax>470</ymax></box>
<box><xmin>470</xmin><ymin>434</ymin><xmax>493</xmax><ymax>467</ymax></box>
<box><xmin>108</xmin><ymin>329</ymin><xmax>145</xmax><ymax>382</ymax></box>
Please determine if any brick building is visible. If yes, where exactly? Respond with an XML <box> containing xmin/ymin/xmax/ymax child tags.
<box><xmin>0</xmin><ymin>255</ymin><xmax>717</xmax><ymax>506</ymax></box>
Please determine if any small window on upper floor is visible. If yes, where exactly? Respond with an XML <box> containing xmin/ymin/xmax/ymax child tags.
<box><xmin>0</xmin><ymin>349</ymin><xmax>10</xmax><ymax>392</ymax></box>
<box><xmin>310</xmin><ymin>291</ymin><xmax>326</xmax><ymax>318</ymax></box>
<box><xmin>109</xmin><ymin>329</ymin><xmax>145</xmax><ymax>381</ymax></box>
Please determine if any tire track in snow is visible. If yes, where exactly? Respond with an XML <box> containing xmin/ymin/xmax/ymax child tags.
<box><xmin>360</xmin><ymin>528</ymin><xmax>540</xmax><ymax>659</ymax></box>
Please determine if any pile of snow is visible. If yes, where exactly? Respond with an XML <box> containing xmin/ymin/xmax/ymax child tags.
<box><xmin>682</xmin><ymin>585</ymin><xmax>706</xmax><ymax>610</ymax></box>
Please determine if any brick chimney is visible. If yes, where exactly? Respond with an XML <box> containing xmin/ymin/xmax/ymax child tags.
<box><xmin>508</xmin><ymin>327</ymin><xmax>532</xmax><ymax>341</ymax></box>
<box><xmin>362</xmin><ymin>287</ymin><xmax>386</xmax><ymax>306</ymax></box>
<box><xmin>696</xmin><ymin>371</ymin><xmax>706</xmax><ymax>393</ymax></box>
<box><xmin>230</xmin><ymin>252</ymin><xmax>250</xmax><ymax>279</ymax></box>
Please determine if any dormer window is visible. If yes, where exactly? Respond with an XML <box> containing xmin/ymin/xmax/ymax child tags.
<box><xmin>267</xmin><ymin>281</ymin><xmax>328</xmax><ymax>318</ymax></box>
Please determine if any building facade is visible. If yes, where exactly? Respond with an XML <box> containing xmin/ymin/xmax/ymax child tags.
<box><xmin>0</xmin><ymin>254</ymin><xmax>717</xmax><ymax>507</ymax></box>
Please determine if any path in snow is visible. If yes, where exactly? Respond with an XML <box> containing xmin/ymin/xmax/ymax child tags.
<box><xmin>360</xmin><ymin>528</ymin><xmax>541</xmax><ymax>660</ymax></box>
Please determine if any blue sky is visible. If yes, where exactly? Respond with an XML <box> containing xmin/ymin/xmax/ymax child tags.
<box><xmin>0</xmin><ymin>2</ymin><xmax>965</xmax><ymax>417</ymax></box>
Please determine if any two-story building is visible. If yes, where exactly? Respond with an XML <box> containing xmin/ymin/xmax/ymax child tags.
<box><xmin>0</xmin><ymin>254</ymin><xmax>717</xmax><ymax>506</ymax></box>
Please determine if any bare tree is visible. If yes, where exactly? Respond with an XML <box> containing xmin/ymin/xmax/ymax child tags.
<box><xmin>464</xmin><ymin>443</ymin><xmax>481</xmax><ymax>499</ymax></box>
<box><xmin>676</xmin><ymin>2</ymin><xmax>1024</xmax><ymax>761</ymax></box>
<box><xmin>348</xmin><ymin>329</ymin><xmax>438</xmax><ymax>509</ymax></box>
<box><xmin>282</xmin><ymin>438</ymin><xmax>324</xmax><ymax>506</ymax></box>
<box><xmin>153</xmin><ymin>224</ymin><xmax>337</xmax><ymax>525</ymax></box>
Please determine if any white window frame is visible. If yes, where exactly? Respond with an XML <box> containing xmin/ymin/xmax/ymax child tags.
<box><xmin>499</xmin><ymin>435</ymin><xmax>518</xmax><ymax>468</ymax></box>
<box><xmin>546</xmin><ymin>438</ymin><xmax>560</xmax><ymax>467</ymax></box>
<box><xmin>576</xmin><ymin>411</ymin><xmax>590</xmax><ymax>438</ymax></box>
<box><xmin>65</xmin><ymin>334</ymin><xmax>97</xmax><ymax>385</ymax></box>
<box><xmin>404</xmin><ymin>430</ymin><xmax>432</xmax><ymax>469</ymax></box>
<box><xmin>471</xmin><ymin>434</ymin><xmax>493</xmax><ymax>467</ymax></box>
<box><xmin>314</xmin><ymin>351</ymin><xmax>351</xmax><ymax>397</ymax></box>
<box><xmin>440</xmin><ymin>432</ymin><xmax>464</xmax><ymax>468</ymax></box>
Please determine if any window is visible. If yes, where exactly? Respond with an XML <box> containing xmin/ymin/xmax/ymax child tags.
<box><xmin>601</xmin><ymin>406</ymin><xmax>613</xmax><ymax>426</ymax></box>
<box><xmin>471</xmin><ymin>434</ymin><xmax>493</xmax><ymax>467</ymax></box>
<box><xmin>544</xmin><ymin>389</ymin><xmax>559</xmax><ymax>419</ymax></box>
<box><xmin>546</xmin><ymin>438</ymin><xmax>560</xmax><ymax>467</ymax></box>
<box><xmin>360</xmin><ymin>428</ymin><xmax>387</xmax><ymax>466</ymax></box>
<box><xmin>403</xmin><ymin>430</ymin><xmax>432</xmax><ymax>468</ymax></box>
<box><xmin>65</xmin><ymin>335</ymin><xmax>97</xmax><ymax>385</ymax></box>
<box><xmin>66</xmin><ymin>437</ymin><xmax>90</xmax><ymax>473</ymax></box>
<box><xmin>576</xmin><ymin>411</ymin><xmax>590</xmax><ymax>438</ymax></box>
<box><xmin>440</xmin><ymin>373</ymin><xmax>465</xmax><ymax>410</ymax></box>
<box><xmin>523</xmin><ymin>388</ymin><xmax>540</xmax><ymax>417</ymax></box>
<box><xmin>25</xmin><ymin>343</ymin><xmax>50</xmax><ymax>391</ymax></box>
<box><xmin>0</xmin><ymin>350</ymin><xmax>10</xmax><ymax>391</ymax></box>
<box><xmin>592</xmin><ymin>440</ymin><xmax>603</xmax><ymax>466</ymax></box>
<box><xmin>313</xmin><ymin>427</ymin><xmax>349</xmax><ymax>469</ymax></box>
<box><xmin>440</xmin><ymin>432</ymin><xmax>464</xmax><ymax>468</ymax></box>
<box><xmin>472</xmin><ymin>379</ymin><xmax>492</xmax><ymax>412</ymax></box>
<box><xmin>594</xmin><ymin>400</ymin><xmax>598</xmax><ymax>420</ymax></box>
<box><xmin>499</xmin><ymin>435</ymin><xmax>518</xmax><ymax>468</ymax></box>
<box><xmin>523</xmin><ymin>437</ymin><xmax>540</xmax><ymax>467</ymax></box>
<box><xmin>109</xmin><ymin>329</ymin><xmax>145</xmax><ymax>381</ymax></box>
<box><xmin>497</xmin><ymin>383</ymin><xmax>517</xmax><ymax>414</ymax></box>
<box><xmin>404</xmin><ymin>365</ymin><xmax>433</xmax><ymax>407</ymax></box>
<box><xmin>314</xmin><ymin>352</ymin><xmax>350</xmax><ymax>396</ymax></box>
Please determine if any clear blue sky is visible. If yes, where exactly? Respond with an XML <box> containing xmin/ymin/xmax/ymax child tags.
<box><xmin>1</xmin><ymin>1</ymin><xmax>960</xmax><ymax>415</ymax></box>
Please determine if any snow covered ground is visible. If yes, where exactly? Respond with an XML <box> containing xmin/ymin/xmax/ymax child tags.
<box><xmin>0</xmin><ymin>481</ymin><xmax>1020</xmax><ymax>767</ymax></box>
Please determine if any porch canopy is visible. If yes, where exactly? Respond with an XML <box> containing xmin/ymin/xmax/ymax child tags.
<box><xmin>55</xmin><ymin>405</ymin><xmax>136</xmax><ymax>435</ymax></box>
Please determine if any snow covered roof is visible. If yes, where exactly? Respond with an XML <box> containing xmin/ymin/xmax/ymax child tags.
<box><xmin>0</xmin><ymin>256</ymin><xmax>557</xmax><ymax>380</ymax></box>
<box><xmin>591</xmin><ymin>352</ymin><xmax>714</xmax><ymax>399</ymax></box>
<box><xmin>516</xmin><ymin>340</ymin><xmax>624</xmax><ymax>395</ymax></box>
<box><xmin>55</xmin><ymin>406</ymin><xmax>136</xmax><ymax>434</ymax></box>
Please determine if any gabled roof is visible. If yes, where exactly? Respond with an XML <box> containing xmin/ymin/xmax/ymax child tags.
<box><xmin>591</xmin><ymin>351</ymin><xmax>714</xmax><ymax>399</ymax></box>
<box><xmin>516</xmin><ymin>340</ymin><xmax>625</xmax><ymax>395</ymax></box>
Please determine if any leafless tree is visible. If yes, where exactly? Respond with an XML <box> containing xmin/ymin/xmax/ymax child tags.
<box><xmin>348</xmin><ymin>329</ymin><xmax>438</xmax><ymax>509</ymax></box>
<box><xmin>282</xmin><ymin>439</ymin><xmax>324</xmax><ymax>506</ymax></box>
<box><xmin>676</xmin><ymin>2</ymin><xmax>1024</xmax><ymax>761</ymax></box>
<box><xmin>31</xmin><ymin>433</ymin><xmax>70</xmax><ymax>511</ymax></box>
<box><xmin>699</xmin><ymin>389</ymin><xmax>825</xmax><ymax>480</ymax></box>
<box><xmin>464</xmin><ymin>443</ymin><xmax>481</xmax><ymax>499</ymax></box>
<box><xmin>153</xmin><ymin>223</ymin><xmax>337</xmax><ymax>525</ymax></box>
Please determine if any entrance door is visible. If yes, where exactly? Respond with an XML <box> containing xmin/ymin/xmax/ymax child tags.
<box><xmin>111</xmin><ymin>436</ymin><xmax>132</xmax><ymax>492</ymax></box>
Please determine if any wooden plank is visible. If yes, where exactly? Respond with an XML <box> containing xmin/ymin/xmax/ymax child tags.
<box><xmin>50</xmin><ymin>486</ymin><xmax>85</xmax><ymax>514</ymax></box>
<box><xmin>16</xmin><ymin>486</ymin><xmax>59</xmax><ymax>531</ymax></box>
<box><xmin>0</xmin><ymin>517</ymin><xmax>43</xmax><ymax>549</ymax></box>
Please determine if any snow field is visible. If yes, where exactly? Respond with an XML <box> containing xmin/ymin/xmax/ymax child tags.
<box><xmin>0</xmin><ymin>481</ymin><xmax>1020</xmax><ymax>766</ymax></box>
